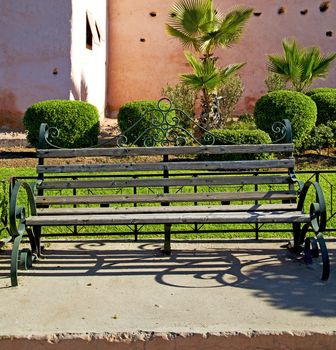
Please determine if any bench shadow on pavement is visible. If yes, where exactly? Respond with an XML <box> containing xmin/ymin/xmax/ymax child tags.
<box><xmin>0</xmin><ymin>239</ymin><xmax>335</xmax><ymax>317</ymax></box>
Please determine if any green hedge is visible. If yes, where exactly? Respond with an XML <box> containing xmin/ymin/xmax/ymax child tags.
<box><xmin>254</xmin><ymin>90</ymin><xmax>317</xmax><ymax>148</ymax></box>
<box><xmin>309</xmin><ymin>92</ymin><xmax>336</xmax><ymax>125</ymax></box>
<box><xmin>118</xmin><ymin>100</ymin><xmax>175</xmax><ymax>146</ymax></box>
<box><xmin>199</xmin><ymin>128</ymin><xmax>272</xmax><ymax>161</ymax></box>
<box><xmin>306</xmin><ymin>88</ymin><xmax>336</xmax><ymax>97</ymax></box>
<box><xmin>24</xmin><ymin>100</ymin><xmax>100</xmax><ymax>148</ymax></box>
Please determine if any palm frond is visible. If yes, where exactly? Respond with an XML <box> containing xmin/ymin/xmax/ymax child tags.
<box><xmin>267</xmin><ymin>38</ymin><xmax>336</xmax><ymax>91</ymax></box>
<box><xmin>184</xmin><ymin>51</ymin><xmax>204</xmax><ymax>70</ymax></box>
<box><xmin>168</xmin><ymin>0</ymin><xmax>212</xmax><ymax>34</ymax></box>
<box><xmin>180</xmin><ymin>73</ymin><xmax>207</xmax><ymax>90</ymax></box>
<box><xmin>309</xmin><ymin>51</ymin><xmax>336</xmax><ymax>79</ymax></box>
<box><xmin>268</xmin><ymin>38</ymin><xmax>303</xmax><ymax>86</ymax></box>
<box><xmin>167</xmin><ymin>1</ymin><xmax>252</xmax><ymax>56</ymax></box>
<box><xmin>166</xmin><ymin>24</ymin><xmax>200</xmax><ymax>49</ymax></box>
<box><xmin>216</xmin><ymin>7</ymin><xmax>253</xmax><ymax>48</ymax></box>
<box><xmin>182</xmin><ymin>53</ymin><xmax>245</xmax><ymax>93</ymax></box>
<box><xmin>220</xmin><ymin>63</ymin><xmax>245</xmax><ymax>80</ymax></box>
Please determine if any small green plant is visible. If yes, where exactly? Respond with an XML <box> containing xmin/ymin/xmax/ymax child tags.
<box><xmin>217</xmin><ymin>75</ymin><xmax>244</xmax><ymax>127</ymax></box>
<box><xmin>24</xmin><ymin>100</ymin><xmax>100</xmax><ymax>148</ymax></box>
<box><xmin>308</xmin><ymin>92</ymin><xmax>336</xmax><ymax>125</ymax></box>
<box><xmin>118</xmin><ymin>100</ymin><xmax>175</xmax><ymax>146</ymax></box>
<box><xmin>304</xmin><ymin>124</ymin><xmax>335</xmax><ymax>153</ymax></box>
<box><xmin>265</xmin><ymin>72</ymin><xmax>287</xmax><ymax>92</ymax></box>
<box><xmin>306</xmin><ymin>87</ymin><xmax>336</xmax><ymax>96</ymax></box>
<box><xmin>254</xmin><ymin>90</ymin><xmax>317</xmax><ymax>148</ymax></box>
<box><xmin>162</xmin><ymin>83</ymin><xmax>196</xmax><ymax>128</ymax></box>
<box><xmin>200</xmin><ymin>128</ymin><xmax>272</xmax><ymax>161</ymax></box>
<box><xmin>267</xmin><ymin>38</ymin><xmax>336</xmax><ymax>92</ymax></box>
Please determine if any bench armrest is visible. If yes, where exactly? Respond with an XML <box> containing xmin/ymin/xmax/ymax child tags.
<box><xmin>9</xmin><ymin>181</ymin><xmax>37</xmax><ymax>238</ymax></box>
<box><xmin>289</xmin><ymin>170</ymin><xmax>304</xmax><ymax>192</ymax></box>
<box><xmin>297</xmin><ymin>181</ymin><xmax>326</xmax><ymax>233</ymax></box>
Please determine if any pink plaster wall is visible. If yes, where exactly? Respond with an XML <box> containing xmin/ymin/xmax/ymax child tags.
<box><xmin>107</xmin><ymin>0</ymin><xmax>336</xmax><ymax>116</ymax></box>
<box><xmin>0</xmin><ymin>0</ymin><xmax>107</xmax><ymax>131</ymax></box>
<box><xmin>0</xmin><ymin>0</ymin><xmax>72</xmax><ymax>130</ymax></box>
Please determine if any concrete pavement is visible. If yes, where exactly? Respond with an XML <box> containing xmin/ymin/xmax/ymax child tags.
<box><xmin>0</xmin><ymin>239</ymin><xmax>335</xmax><ymax>349</ymax></box>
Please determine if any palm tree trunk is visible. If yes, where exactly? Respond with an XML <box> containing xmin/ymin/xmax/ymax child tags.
<box><xmin>199</xmin><ymin>92</ymin><xmax>221</xmax><ymax>131</ymax></box>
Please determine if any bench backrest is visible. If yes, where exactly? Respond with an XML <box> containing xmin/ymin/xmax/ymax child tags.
<box><xmin>35</xmin><ymin>99</ymin><xmax>297</xmax><ymax>207</ymax></box>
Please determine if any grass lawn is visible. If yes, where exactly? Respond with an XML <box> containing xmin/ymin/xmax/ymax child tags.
<box><xmin>1</xmin><ymin>167</ymin><xmax>336</xmax><ymax>240</ymax></box>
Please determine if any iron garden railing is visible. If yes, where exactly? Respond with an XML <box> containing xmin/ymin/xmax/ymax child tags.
<box><xmin>7</xmin><ymin>168</ymin><xmax>336</xmax><ymax>240</ymax></box>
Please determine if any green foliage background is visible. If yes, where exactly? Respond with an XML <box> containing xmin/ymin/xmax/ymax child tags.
<box><xmin>309</xmin><ymin>92</ymin><xmax>336</xmax><ymax>125</ymax></box>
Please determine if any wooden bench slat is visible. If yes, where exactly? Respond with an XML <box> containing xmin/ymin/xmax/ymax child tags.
<box><xmin>37</xmin><ymin>203</ymin><xmax>298</xmax><ymax>216</ymax></box>
<box><xmin>37</xmin><ymin>159</ymin><xmax>295</xmax><ymax>174</ymax></box>
<box><xmin>38</xmin><ymin>175</ymin><xmax>293</xmax><ymax>190</ymax></box>
<box><xmin>37</xmin><ymin>144</ymin><xmax>295</xmax><ymax>158</ymax></box>
<box><xmin>26</xmin><ymin>211</ymin><xmax>310</xmax><ymax>226</ymax></box>
<box><xmin>36</xmin><ymin>190</ymin><xmax>297</xmax><ymax>205</ymax></box>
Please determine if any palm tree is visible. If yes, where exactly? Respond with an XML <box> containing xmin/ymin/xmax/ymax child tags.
<box><xmin>166</xmin><ymin>0</ymin><xmax>252</xmax><ymax>129</ymax></box>
<box><xmin>181</xmin><ymin>51</ymin><xmax>244</xmax><ymax>129</ymax></box>
<box><xmin>268</xmin><ymin>38</ymin><xmax>336</xmax><ymax>92</ymax></box>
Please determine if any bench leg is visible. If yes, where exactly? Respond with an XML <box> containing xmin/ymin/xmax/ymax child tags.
<box><xmin>163</xmin><ymin>224</ymin><xmax>171</xmax><ymax>256</ymax></box>
<box><xmin>288</xmin><ymin>223</ymin><xmax>308</xmax><ymax>254</ymax></box>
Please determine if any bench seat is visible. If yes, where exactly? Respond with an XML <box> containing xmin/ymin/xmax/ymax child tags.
<box><xmin>26</xmin><ymin>210</ymin><xmax>310</xmax><ymax>226</ymax></box>
<box><xmin>36</xmin><ymin>203</ymin><xmax>299</xmax><ymax>215</ymax></box>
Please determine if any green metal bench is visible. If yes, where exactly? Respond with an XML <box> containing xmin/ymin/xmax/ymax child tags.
<box><xmin>9</xmin><ymin>99</ymin><xmax>330</xmax><ymax>286</ymax></box>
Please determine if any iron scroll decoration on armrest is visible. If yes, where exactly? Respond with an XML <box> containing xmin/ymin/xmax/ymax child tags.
<box><xmin>38</xmin><ymin>123</ymin><xmax>62</xmax><ymax>149</ymax></box>
<box><xmin>297</xmin><ymin>181</ymin><xmax>327</xmax><ymax>233</ymax></box>
<box><xmin>272</xmin><ymin>119</ymin><xmax>293</xmax><ymax>144</ymax></box>
<box><xmin>9</xmin><ymin>181</ymin><xmax>37</xmax><ymax>238</ymax></box>
<box><xmin>37</xmin><ymin>99</ymin><xmax>294</xmax><ymax>149</ymax></box>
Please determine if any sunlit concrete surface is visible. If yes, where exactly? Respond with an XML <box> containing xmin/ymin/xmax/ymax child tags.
<box><xmin>0</xmin><ymin>239</ymin><xmax>335</xmax><ymax>349</ymax></box>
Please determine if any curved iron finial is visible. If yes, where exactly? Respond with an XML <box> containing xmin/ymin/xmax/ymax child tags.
<box><xmin>38</xmin><ymin>123</ymin><xmax>62</xmax><ymax>149</ymax></box>
<box><xmin>271</xmin><ymin>119</ymin><xmax>293</xmax><ymax>144</ymax></box>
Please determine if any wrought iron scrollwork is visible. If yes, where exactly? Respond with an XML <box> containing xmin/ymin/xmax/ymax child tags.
<box><xmin>271</xmin><ymin>119</ymin><xmax>293</xmax><ymax>143</ymax></box>
<box><xmin>38</xmin><ymin>123</ymin><xmax>62</xmax><ymax>149</ymax></box>
<box><xmin>296</xmin><ymin>181</ymin><xmax>330</xmax><ymax>280</ymax></box>
<box><xmin>38</xmin><ymin>99</ymin><xmax>295</xmax><ymax>149</ymax></box>
<box><xmin>9</xmin><ymin>181</ymin><xmax>38</xmax><ymax>287</ymax></box>
<box><xmin>113</xmin><ymin>97</ymin><xmax>223</xmax><ymax>147</ymax></box>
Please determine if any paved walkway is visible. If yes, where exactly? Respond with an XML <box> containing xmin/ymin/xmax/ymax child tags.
<box><xmin>0</xmin><ymin>239</ymin><xmax>335</xmax><ymax>349</ymax></box>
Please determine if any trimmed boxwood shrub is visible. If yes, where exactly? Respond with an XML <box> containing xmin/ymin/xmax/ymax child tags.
<box><xmin>199</xmin><ymin>128</ymin><xmax>272</xmax><ymax>161</ymax></box>
<box><xmin>24</xmin><ymin>100</ymin><xmax>100</xmax><ymax>148</ymax></box>
<box><xmin>309</xmin><ymin>92</ymin><xmax>336</xmax><ymax>125</ymax></box>
<box><xmin>306</xmin><ymin>88</ymin><xmax>336</xmax><ymax>97</ymax></box>
<box><xmin>118</xmin><ymin>100</ymin><xmax>175</xmax><ymax>146</ymax></box>
<box><xmin>254</xmin><ymin>90</ymin><xmax>317</xmax><ymax>148</ymax></box>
